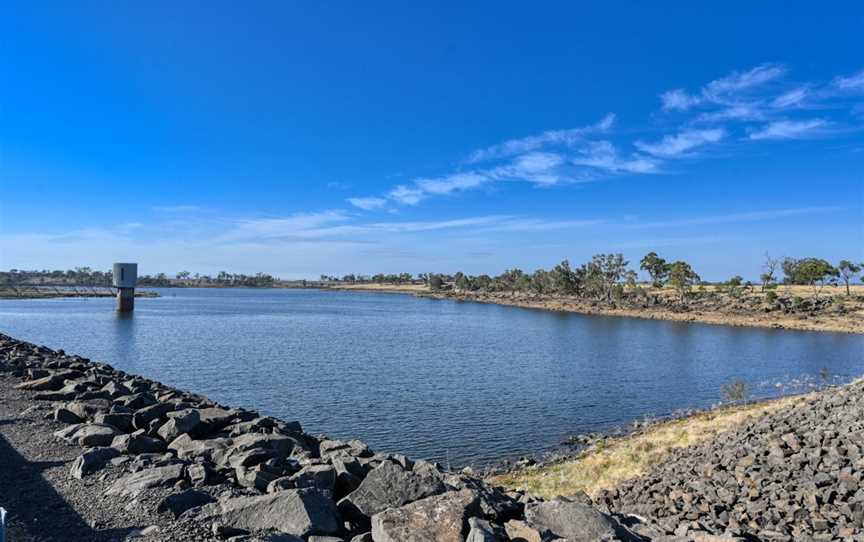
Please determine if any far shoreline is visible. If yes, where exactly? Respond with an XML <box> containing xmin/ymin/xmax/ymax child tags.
<box><xmin>325</xmin><ymin>283</ymin><xmax>864</xmax><ymax>335</ymax></box>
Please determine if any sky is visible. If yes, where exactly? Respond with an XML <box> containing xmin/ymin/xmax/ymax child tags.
<box><xmin>1</xmin><ymin>2</ymin><xmax>863</xmax><ymax>281</ymax></box>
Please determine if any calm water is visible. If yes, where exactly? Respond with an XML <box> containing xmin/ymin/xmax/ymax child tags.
<box><xmin>0</xmin><ymin>288</ymin><xmax>861</xmax><ymax>466</ymax></box>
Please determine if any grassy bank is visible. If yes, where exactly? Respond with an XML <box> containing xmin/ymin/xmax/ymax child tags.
<box><xmin>492</xmin><ymin>393</ymin><xmax>811</xmax><ymax>499</ymax></box>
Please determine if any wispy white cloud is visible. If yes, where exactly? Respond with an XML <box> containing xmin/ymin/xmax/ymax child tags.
<box><xmin>347</xmin><ymin>197</ymin><xmax>387</xmax><ymax>211</ymax></box>
<box><xmin>748</xmin><ymin>119</ymin><xmax>829</xmax><ymax>140</ymax></box>
<box><xmin>467</xmin><ymin>114</ymin><xmax>615</xmax><ymax>163</ymax></box>
<box><xmin>635</xmin><ymin>128</ymin><xmax>726</xmax><ymax>158</ymax></box>
<box><xmin>570</xmin><ymin>141</ymin><xmax>660</xmax><ymax>174</ymax></box>
<box><xmin>833</xmin><ymin>69</ymin><xmax>864</xmax><ymax>91</ymax></box>
<box><xmin>416</xmin><ymin>172</ymin><xmax>490</xmax><ymax>196</ymax></box>
<box><xmin>697</xmin><ymin>103</ymin><xmax>766</xmax><ymax>123</ymax></box>
<box><xmin>388</xmin><ymin>185</ymin><xmax>426</xmax><ymax>205</ymax></box>
<box><xmin>661</xmin><ymin>64</ymin><xmax>785</xmax><ymax>113</ymax></box>
<box><xmin>771</xmin><ymin>87</ymin><xmax>810</xmax><ymax>108</ymax></box>
<box><xmin>701</xmin><ymin>64</ymin><xmax>786</xmax><ymax>102</ymax></box>
<box><xmin>660</xmin><ymin>89</ymin><xmax>703</xmax><ymax>112</ymax></box>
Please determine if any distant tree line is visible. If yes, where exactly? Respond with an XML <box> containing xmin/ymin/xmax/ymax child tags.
<box><xmin>319</xmin><ymin>273</ymin><xmax>420</xmax><ymax>284</ymax></box>
<box><xmin>429</xmin><ymin>252</ymin><xmax>862</xmax><ymax>305</ymax></box>
<box><xmin>0</xmin><ymin>268</ymin><xmax>278</xmax><ymax>288</ymax></box>
<box><xmin>2</xmin><ymin>255</ymin><xmax>860</xmax><ymax>297</ymax></box>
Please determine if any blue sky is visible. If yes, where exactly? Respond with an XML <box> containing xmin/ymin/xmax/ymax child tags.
<box><xmin>1</xmin><ymin>2</ymin><xmax>862</xmax><ymax>280</ymax></box>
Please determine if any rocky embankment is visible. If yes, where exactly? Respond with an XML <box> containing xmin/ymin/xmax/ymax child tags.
<box><xmin>1</xmin><ymin>332</ymin><xmax>862</xmax><ymax>541</ymax></box>
<box><xmin>598</xmin><ymin>378</ymin><xmax>864</xmax><ymax>541</ymax></box>
<box><xmin>0</xmin><ymin>333</ymin><xmax>662</xmax><ymax>541</ymax></box>
<box><xmin>419</xmin><ymin>290</ymin><xmax>864</xmax><ymax>334</ymax></box>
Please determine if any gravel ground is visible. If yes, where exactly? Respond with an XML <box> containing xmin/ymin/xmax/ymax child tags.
<box><xmin>0</xmin><ymin>373</ymin><xmax>215</xmax><ymax>541</ymax></box>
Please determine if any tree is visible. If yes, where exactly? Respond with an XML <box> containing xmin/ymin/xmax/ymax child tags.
<box><xmin>640</xmin><ymin>252</ymin><xmax>669</xmax><ymax>288</ymax></box>
<box><xmin>453</xmin><ymin>272</ymin><xmax>470</xmax><ymax>291</ymax></box>
<box><xmin>549</xmin><ymin>260</ymin><xmax>580</xmax><ymax>295</ymax></box>
<box><xmin>781</xmin><ymin>257</ymin><xmax>802</xmax><ymax>285</ymax></box>
<box><xmin>590</xmin><ymin>253</ymin><xmax>629</xmax><ymax>302</ymax></box>
<box><xmin>530</xmin><ymin>269</ymin><xmax>554</xmax><ymax>295</ymax></box>
<box><xmin>667</xmin><ymin>261</ymin><xmax>700</xmax><ymax>303</ymax></box>
<box><xmin>837</xmin><ymin>260</ymin><xmax>861</xmax><ymax>296</ymax></box>
<box><xmin>761</xmin><ymin>253</ymin><xmax>779</xmax><ymax>291</ymax></box>
<box><xmin>429</xmin><ymin>275</ymin><xmax>444</xmax><ymax>291</ymax></box>
<box><xmin>795</xmin><ymin>258</ymin><xmax>839</xmax><ymax>297</ymax></box>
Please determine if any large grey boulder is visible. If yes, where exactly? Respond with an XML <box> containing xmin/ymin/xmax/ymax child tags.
<box><xmin>132</xmin><ymin>402</ymin><xmax>174</xmax><ymax>430</ymax></box>
<box><xmin>100</xmin><ymin>380</ymin><xmax>131</xmax><ymax>398</ymax></box>
<box><xmin>216</xmin><ymin>433</ymin><xmax>303</xmax><ymax>468</ymax></box>
<box><xmin>70</xmin><ymin>447</ymin><xmax>121</xmax><ymax>479</ymax></box>
<box><xmin>525</xmin><ymin>499</ymin><xmax>642</xmax><ymax>541</ymax></box>
<box><xmin>168</xmin><ymin>434</ymin><xmax>231</xmax><ymax>462</ymax></box>
<box><xmin>16</xmin><ymin>370</ymin><xmax>80</xmax><ymax>390</ymax></box>
<box><xmin>157</xmin><ymin>409</ymin><xmax>201</xmax><ymax>442</ymax></box>
<box><xmin>196</xmin><ymin>407</ymin><xmax>239</xmax><ymax>433</ymax></box>
<box><xmin>111</xmin><ymin>430</ymin><xmax>166</xmax><ymax>454</ymax></box>
<box><xmin>290</xmin><ymin>464</ymin><xmax>336</xmax><ymax>491</ymax></box>
<box><xmin>61</xmin><ymin>423</ymin><xmax>122</xmax><ymax>447</ymax></box>
<box><xmin>370</xmin><ymin>489</ymin><xmax>479</xmax><ymax>542</ymax></box>
<box><xmin>157</xmin><ymin>489</ymin><xmax>215</xmax><ymax>518</ymax></box>
<box><xmin>53</xmin><ymin>407</ymin><xmax>82</xmax><ymax>424</ymax></box>
<box><xmin>339</xmin><ymin>460</ymin><xmax>447</xmax><ymax>523</ymax></box>
<box><xmin>197</xmin><ymin>489</ymin><xmax>341</xmax><ymax>536</ymax></box>
<box><xmin>105</xmin><ymin>463</ymin><xmax>186</xmax><ymax>496</ymax></box>
<box><xmin>93</xmin><ymin>411</ymin><xmax>133</xmax><ymax>432</ymax></box>
<box><xmin>66</xmin><ymin>399</ymin><xmax>112</xmax><ymax>421</ymax></box>
<box><xmin>235</xmin><ymin>467</ymin><xmax>279</xmax><ymax>491</ymax></box>
<box><xmin>466</xmin><ymin>517</ymin><xmax>507</xmax><ymax>541</ymax></box>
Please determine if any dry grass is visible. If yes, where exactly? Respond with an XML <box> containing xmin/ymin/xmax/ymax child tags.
<box><xmin>492</xmin><ymin>394</ymin><xmax>809</xmax><ymax>499</ymax></box>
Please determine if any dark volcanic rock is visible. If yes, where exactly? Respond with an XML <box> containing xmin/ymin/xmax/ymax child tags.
<box><xmin>290</xmin><ymin>464</ymin><xmax>337</xmax><ymax>491</ymax></box>
<box><xmin>69</xmin><ymin>447</ymin><xmax>121</xmax><ymax>479</ymax></box>
<box><xmin>157</xmin><ymin>489</ymin><xmax>215</xmax><ymax>518</ymax></box>
<box><xmin>371</xmin><ymin>489</ymin><xmax>479</xmax><ymax>542</ymax></box>
<box><xmin>525</xmin><ymin>499</ymin><xmax>642</xmax><ymax>541</ymax></box>
<box><xmin>105</xmin><ymin>463</ymin><xmax>186</xmax><ymax>496</ymax></box>
<box><xmin>132</xmin><ymin>402</ymin><xmax>174</xmax><ymax>430</ymax></box>
<box><xmin>339</xmin><ymin>460</ymin><xmax>447</xmax><ymax>523</ymax></box>
<box><xmin>602</xmin><ymin>380</ymin><xmax>864</xmax><ymax>540</ymax></box>
<box><xmin>157</xmin><ymin>408</ymin><xmax>201</xmax><ymax>442</ymax></box>
<box><xmin>197</xmin><ymin>489</ymin><xmax>341</xmax><ymax>537</ymax></box>
<box><xmin>110</xmin><ymin>430</ymin><xmax>166</xmax><ymax>454</ymax></box>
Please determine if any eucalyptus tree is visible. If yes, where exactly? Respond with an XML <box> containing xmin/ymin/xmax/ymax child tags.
<box><xmin>640</xmin><ymin>252</ymin><xmax>670</xmax><ymax>288</ymax></box>
<box><xmin>760</xmin><ymin>253</ymin><xmax>780</xmax><ymax>291</ymax></box>
<box><xmin>837</xmin><ymin>260</ymin><xmax>861</xmax><ymax>296</ymax></box>
<box><xmin>795</xmin><ymin>258</ymin><xmax>839</xmax><ymax>297</ymax></box>
<box><xmin>667</xmin><ymin>261</ymin><xmax>700</xmax><ymax>304</ymax></box>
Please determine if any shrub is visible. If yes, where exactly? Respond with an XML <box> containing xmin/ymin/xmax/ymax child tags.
<box><xmin>765</xmin><ymin>291</ymin><xmax>778</xmax><ymax>303</ymax></box>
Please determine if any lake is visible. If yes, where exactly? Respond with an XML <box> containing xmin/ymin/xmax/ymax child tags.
<box><xmin>0</xmin><ymin>288</ymin><xmax>861</xmax><ymax>466</ymax></box>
